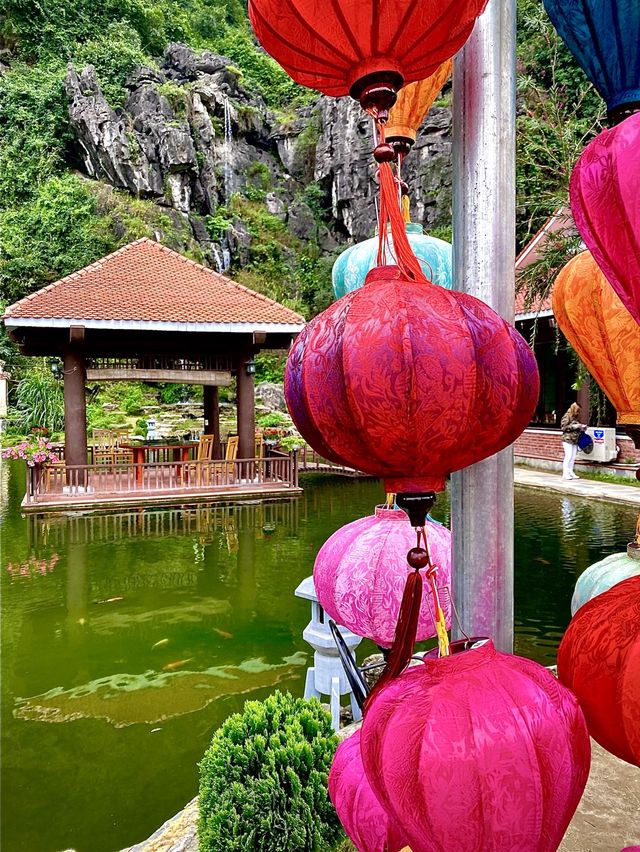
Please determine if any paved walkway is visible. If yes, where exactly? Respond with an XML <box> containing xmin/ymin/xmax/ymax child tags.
<box><xmin>122</xmin><ymin>739</ymin><xmax>640</xmax><ymax>852</ymax></box>
<box><xmin>515</xmin><ymin>465</ymin><xmax>640</xmax><ymax>507</ymax></box>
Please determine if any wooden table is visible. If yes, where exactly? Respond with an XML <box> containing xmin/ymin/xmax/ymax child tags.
<box><xmin>120</xmin><ymin>442</ymin><xmax>198</xmax><ymax>485</ymax></box>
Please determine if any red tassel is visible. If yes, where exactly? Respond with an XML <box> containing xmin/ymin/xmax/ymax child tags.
<box><xmin>365</xmin><ymin>569</ymin><xmax>423</xmax><ymax>709</ymax></box>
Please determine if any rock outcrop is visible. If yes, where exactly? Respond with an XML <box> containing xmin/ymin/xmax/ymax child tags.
<box><xmin>65</xmin><ymin>43</ymin><xmax>453</xmax><ymax>268</ymax></box>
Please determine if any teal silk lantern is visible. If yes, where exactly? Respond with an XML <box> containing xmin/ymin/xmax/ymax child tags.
<box><xmin>332</xmin><ymin>223</ymin><xmax>452</xmax><ymax>299</ymax></box>
<box><xmin>572</xmin><ymin>550</ymin><xmax>640</xmax><ymax>616</ymax></box>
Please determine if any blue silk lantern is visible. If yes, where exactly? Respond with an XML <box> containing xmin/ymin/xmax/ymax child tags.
<box><xmin>572</xmin><ymin>550</ymin><xmax>640</xmax><ymax>616</ymax></box>
<box><xmin>543</xmin><ymin>0</ymin><xmax>640</xmax><ymax>122</ymax></box>
<box><xmin>332</xmin><ymin>223</ymin><xmax>452</xmax><ymax>300</ymax></box>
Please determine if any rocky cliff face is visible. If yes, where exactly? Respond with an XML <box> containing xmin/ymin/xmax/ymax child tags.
<box><xmin>65</xmin><ymin>43</ymin><xmax>452</xmax><ymax>269</ymax></box>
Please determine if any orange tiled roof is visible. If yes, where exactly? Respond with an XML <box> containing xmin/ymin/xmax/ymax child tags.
<box><xmin>515</xmin><ymin>206</ymin><xmax>578</xmax><ymax>319</ymax></box>
<box><xmin>4</xmin><ymin>239</ymin><xmax>305</xmax><ymax>329</ymax></box>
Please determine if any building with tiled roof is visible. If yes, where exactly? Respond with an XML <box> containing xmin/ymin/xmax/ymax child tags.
<box><xmin>4</xmin><ymin>239</ymin><xmax>306</xmax><ymax>472</ymax></box>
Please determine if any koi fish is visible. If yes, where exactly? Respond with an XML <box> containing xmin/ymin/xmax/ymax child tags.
<box><xmin>534</xmin><ymin>557</ymin><xmax>550</xmax><ymax>565</ymax></box>
<box><xmin>212</xmin><ymin>628</ymin><xmax>233</xmax><ymax>640</ymax></box>
<box><xmin>93</xmin><ymin>596</ymin><xmax>124</xmax><ymax>605</ymax></box>
<box><xmin>152</xmin><ymin>639</ymin><xmax>170</xmax><ymax>650</ymax></box>
<box><xmin>162</xmin><ymin>658</ymin><xmax>192</xmax><ymax>671</ymax></box>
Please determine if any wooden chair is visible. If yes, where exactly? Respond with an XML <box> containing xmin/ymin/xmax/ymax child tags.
<box><xmin>93</xmin><ymin>429</ymin><xmax>116</xmax><ymax>465</ymax></box>
<box><xmin>196</xmin><ymin>434</ymin><xmax>216</xmax><ymax>485</ymax></box>
<box><xmin>225</xmin><ymin>436</ymin><xmax>239</xmax><ymax>461</ymax></box>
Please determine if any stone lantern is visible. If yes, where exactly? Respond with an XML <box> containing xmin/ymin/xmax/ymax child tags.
<box><xmin>295</xmin><ymin>575</ymin><xmax>363</xmax><ymax>731</ymax></box>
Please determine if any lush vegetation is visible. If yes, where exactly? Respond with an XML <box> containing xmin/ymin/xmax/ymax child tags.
<box><xmin>515</xmin><ymin>0</ymin><xmax>604</xmax><ymax>247</ymax></box>
<box><xmin>198</xmin><ymin>691</ymin><xmax>342</xmax><ymax>851</ymax></box>
<box><xmin>0</xmin><ymin>0</ymin><xmax>610</xmax><ymax>431</ymax></box>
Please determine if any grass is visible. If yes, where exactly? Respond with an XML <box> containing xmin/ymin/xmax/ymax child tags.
<box><xmin>516</xmin><ymin>463</ymin><xmax>640</xmax><ymax>488</ymax></box>
<box><xmin>572</xmin><ymin>469</ymin><xmax>640</xmax><ymax>488</ymax></box>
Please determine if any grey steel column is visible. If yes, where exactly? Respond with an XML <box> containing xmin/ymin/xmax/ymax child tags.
<box><xmin>451</xmin><ymin>0</ymin><xmax>517</xmax><ymax>653</ymax></box>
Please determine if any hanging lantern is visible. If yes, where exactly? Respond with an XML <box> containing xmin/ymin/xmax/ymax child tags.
<box><xmin>248</xmin><ymin>0</ymin><xmax>487</xmax><ymax>112</ymax></box>
<box><xmin>542</xmin><ymin>0</ymin><xmax>640</xmax><ymax>124</ymax></box>
<box><xmin>552</xmin><ymin>251</ymin><xmax>640</xmax><ymax>430</ymax></box>
<box><xmin>285</xmin><ymin>265</ymin><xmax>539</xmax><ymax>494</ymax></box>
<box><xmin>332</xmin><ymin>224</ymin><xmax>452</xmax><ymax>299</ymax></box>
<box><xmin>571</xmin><ymin>549</ymin><xmax>640</xmax><ymax>615</ymax></box>
<box><xmin>570</xmin><ymin>115</ymin><xmax>640</xmax><ymax>327</ymax></box>
<box><xmin>314</xmin><ymin>506</ymin><xmax>451</xmax><ymax>648</ymax></box>
<box><xmin>558</xmin><ymin>575</ymin><xmax>640</xmax><ymax>767</ymax></box>
<box><xmin>328</xmin><ymin>729</ymin><xmax>406</xmax><ymax>852</ymax></box>
<box><xmin>385</xmin><ymin>61</ymin><xmax>453</xmax><ymax>156</ymax></box>
<box><xmin>360</xmin><ymin>640</ymin><xmax>591</xmax><ymax>852</ymax></box>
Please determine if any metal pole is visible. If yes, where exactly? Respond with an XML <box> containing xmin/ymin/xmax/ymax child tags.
<box><xmin>451</xmin><ymin>0</ymin><xmax>517</xmax><ymax>653</ymax></box>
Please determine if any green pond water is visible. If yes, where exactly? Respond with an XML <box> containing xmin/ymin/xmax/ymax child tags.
<box><xmin>1</xmin><ymin>460</ymin><xmax>637</xmax><ymax>852</ymax></box>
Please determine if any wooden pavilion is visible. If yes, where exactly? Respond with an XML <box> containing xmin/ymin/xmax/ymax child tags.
<box><xmin>3</xmin><ymin>238</ymin><xmax>305</xmax><ymax>510</ymax></box>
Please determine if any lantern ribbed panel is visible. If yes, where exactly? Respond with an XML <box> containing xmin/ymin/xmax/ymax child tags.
<box><xmin>285</xmin><ymin>265</ymin><xmax>539</xmax><ymax>493</ymax></box>
<box><xmin>558</xmin><ymin>575</ymin><xmax>640</xmax><ymax>767</ymax></box>
<box><xmin>328</xmin><ymin>729</ymin><xmax>406</xmax><ymax>852</ymax></box>
<box><xmin>332</xmin><ymin>225</ymin><xmax>452</xmax><ymax>300</ymax></box>
<box><xmin>248</xmin><ymin>0</ymin><xmax>488</xmax><ymax>97</ymax></box>
<box><xmin>571</xmin><ymin>551</ymin><xmax>640</xmax><ymax>615</ymax></box>
<box><xmin>361</xmin><ymin>641</ymin><xmax>591</xmax><ymax>852</ymax></box>
<box><xmin>385</xmin><ymin>62</ymin><xmax>453</xmax><ymax>144</ymax></box>
<box><xmin>552</xmin><ymin>251</ymin><xmax>640</xmax><ymax>424</ymax></box>
<box><xmin>314</xmin><ymin>507</ymin><xmax>451</xmax><ymax>648</ymax></box>
<box><xmin>570</xmin><ymin>114</ymin><xmax>640</xmax><ymax>326</ymax></box>
<box><xmin>542</xmin><ymin>0</ymin><xmax>640</xmax><ymax>110</ymax></box>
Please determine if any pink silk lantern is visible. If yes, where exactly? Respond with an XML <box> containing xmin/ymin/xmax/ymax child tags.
<box><xmin>557</xmin><ymin>575</ymin><xmax>640</xmax><ymax>767</ymax></box>
<box><xmin>570</xmin><ymin>111</ymin><xmax>640</xmax><ymax>326</ymax></box>
<box><xmin>285</xmin><ymin>265</ymin><xmax>539</xmax><ymax>494</ymax></box>
<box><xmin>314</xmin><ymin>507</ymin><xmax>451</xmax><ymax>648</ymax></box>
<box><xmin>329</xmin><ymin>729</ymin><xmax>406</xmax><ymax>852</ymax></box>
<box><xmin>360</xmin><ymin>641</ymin><xmax>591</xmax><ymax>852</ymax></box>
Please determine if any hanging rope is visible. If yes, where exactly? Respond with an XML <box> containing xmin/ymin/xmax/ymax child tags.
<box><xmin>374</xmin><ymin>123</ymin><xmax>427</xmax><ymax>284</ymax></box>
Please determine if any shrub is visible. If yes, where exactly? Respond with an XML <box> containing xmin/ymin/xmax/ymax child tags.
<box><xmin>257</xmin><ymin>411</ymin><xmax>290</xmax><ymax>428</ymax></box>
<box><xmin>198</xmin><ymin>691</ymin><xmax>342</xmax><ymax>851</ymax></box>
<box><xmin>13</xmin><ymin>365</ymin><xmax>64</xmax><ymax>433</ymax></box>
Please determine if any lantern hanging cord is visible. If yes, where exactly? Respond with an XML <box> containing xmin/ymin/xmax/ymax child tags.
<box><xmin>418</xmin><ymin>526</ymin><xmax>450</xmax><ymax>658</ymax></box>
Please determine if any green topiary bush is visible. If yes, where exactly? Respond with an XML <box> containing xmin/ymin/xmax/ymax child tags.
<box><xmin>198</xmin><ymin>691</ymin><xmax>342</xmax><ymax>851</ymax></box>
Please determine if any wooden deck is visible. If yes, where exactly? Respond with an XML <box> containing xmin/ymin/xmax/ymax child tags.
<box><xmin>23</xmin><ymin>454</ymin><xmax>301</xmax><ymax>512</ymax></box>
<box><xmin>21</xmin><ymin>447</ymin><xmax>371</xmax><ymax>513</ymax></box>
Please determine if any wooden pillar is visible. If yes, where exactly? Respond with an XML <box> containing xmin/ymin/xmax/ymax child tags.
<box><xmin>236</xmin><ymin>357</ymin><xmax>255</xmax><ymax>460</ymax></box>
<box><xmin>203</xmin><ymin>385</ymin><xmax>221</xmax><ymax>458</ymax></box>
<box><xmin>577</xmin><ymin>378</ymin><xmax>590</xmax><ymax>422</ymax></box>
<box><xmin>63</xmin><ymin>347</ymin><xmax>88</xmax><ymax>486</ymax></box>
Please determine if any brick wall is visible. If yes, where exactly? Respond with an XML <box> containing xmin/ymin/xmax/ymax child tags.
<box><xmin>514</xmin><ymin>428</ymin><xmax>640</xmax><ymax>466</ymax></box>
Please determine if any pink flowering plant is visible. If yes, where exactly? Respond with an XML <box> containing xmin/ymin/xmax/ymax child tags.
<box><xmin>2</xmin><ymin>436</ymin><xmax>60</xmax><ymax>467</ymax></box>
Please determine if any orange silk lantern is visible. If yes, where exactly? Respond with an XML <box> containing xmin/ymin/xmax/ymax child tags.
<box><xmin>386</xmin><ymin>61</ymin><xmax>453</xmax><ymax>155</ymax></box>
<box><xmin>552</xmin><ymin>251</ymin><xmax>640</xmax><ymax>431</ymax></box>
<box><xmin>248</xmin><ymin>0</ymin><xmax>487</xmax><ymax>112</ymax></box>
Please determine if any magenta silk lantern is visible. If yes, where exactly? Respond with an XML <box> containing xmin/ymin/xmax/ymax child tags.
<box><xmin>285</xmin><ymin>265</ymin><xmax>539</xmax><ymax>494</ymax></box>
<box><xmin>360</xmin><ymin>641</ymin><xmax>591</xmax><ymax>852</ymax></box>
<box><xmin>328</xmin><ymin>729</ymin><xmax>406</xmax><ymax>852</ymax></box>
<box><xmin>570</xmin><ymin>112</ymin><xmax>640</xmax><ymax>326</ymax></box>
<box><xmin>314</xmin><ymin>507</ymin><xmax>451</xmax><ymax>648</ymax></box>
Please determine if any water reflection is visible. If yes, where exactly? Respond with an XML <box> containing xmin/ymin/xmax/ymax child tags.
<box><xmin>1</xmin><ymin>463</ymin><xmax>638</xmax><ymax>852</ymax></box>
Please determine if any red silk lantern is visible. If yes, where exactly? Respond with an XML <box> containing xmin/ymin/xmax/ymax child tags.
<box><xmin>552</xmin><ymin>251</ymin><xmax>640</xmax><ymax>430</ymax></box>
<box><xmin>558</xmin><ymin>575</ymin><xmax>640</xmax><ymax>767</ymax></box>
<box><xmin>570</xmin><ymin>112</ymin><xmax>640</xmax><ymax>326</ymax></box>
<box><xmin>248</xmin><ymin>0</ymin><xmax>488</xmax><ymax>107</ymax></box>
<box><xmin>314</xmin><ymin>506</ymin><xmax>451</xmax><ymax>648</ymax></box>
<box><xmin>285</xmin><ymin>265</ymin><xmax>539</xmax><ymax>494</ymax></box>
<box><xmin>360</xmin><ymin>641</ymin><xmax>591</xmax><ymax>852</ymax></box>
<box><xmin>329</xmin><ymin>729</ymin><xmax>406</xmax><ymax>852</ymax></box>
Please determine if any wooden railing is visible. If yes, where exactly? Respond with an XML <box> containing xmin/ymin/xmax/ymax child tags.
<box><xmin>296</xmin><ymin>446</ymin><xmax>361</xmax><ymax>477</ymax></box>
<box><xmin>25</xmin><ymin>453</ymin><xmax>299</xmax><ymax>505</ymax></box>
